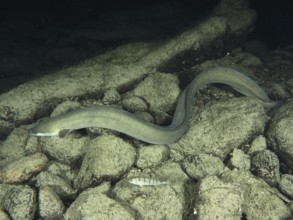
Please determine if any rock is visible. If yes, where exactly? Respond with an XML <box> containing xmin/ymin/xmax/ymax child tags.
<box><xmin>194</xmin><ymin>175</ymin><xmax>243</xmax><ymax>219</ymax></box>
<box><xmin>64</xmin><ymin>183</ymin><xmax>134</xmax><ymax>220</ymax></box>
<box><xmin>267</xmin><ymin>82</ymin><xmax>290</xmax><ymax>100</ymax></box>
<box><xmin>0</xmin><ymin>153</ymin><xmax>48</xmax><ymax>184</ymax></box>
<box><xmin>102</xmin><ymin>89</ymin><xmax>121</xmax><ymax>104</ymax></box>
<box><xmin>122</xmin><ymin>96</ymin><xmax>148</xmax><ymax>112</ymax></box>
<box><xmin>182</xmin><ymin>153</ymin><xmax>225</xmax><ymax>180</ymax></box>
<box><xmin>267</xmin><ymin>101</ymin><xmax>293</xmax><ymax>169</ymax></box>
<box><xmin>194</xmin><ymin>170</ymin><xmax>291</xmax><ymax>220</ymax></box>
<box><xmin>127</xmin><ymin>72</ymin><xmax>180</xmax><ymax>114</ymax></box>
<box><xmin>279</xmin><ymin>174</ymin><xmax>293</xmax><ymax>199</ymax></box>
<box><xmin>136</xmin><ymin>145</ymin><xmax>169</xmax><ymax>168</ymax></box>
<box><xmin>0</xmin><ymin>126</ymin><xmax>32</xmax><ymax>167</ymax></box>
<box><xmin>0</xmin><ymin>209</ymin><xmax>10</xmax><ymax>220</ymax></box>
<box><xmin>251</xmin><ymin>150</ymin><xmax>280</xmax><ymax>186</ymax></box>
<box><xmin>228</xmin><ymin>149</ymin><xmax>251</xmax><ymax>170</ymax></box>
<box><xmin>40</xmin><ymin>136</ymin><xmax>89</xmax><ymax>164</ymax></box>
<box><xmin>35</xmin><ymin>171</ymin><xmax>77</xmax><ymax>199</ymax></box>
<box><xmin>74</xmin><ymin>135</ymin><xmax>136</xmax><ymax>190</ymax></box>
<box><xmin>39</xmin><ymin>186</ymin><xmax>65</xmax><ymax>220</ymax></box>
<box><xmin>3</xmin><ymin>185</ymin><xmax>36</xmax><ymax>220</ymax></box>
<box><xmin>45</xmin><ymin>161</ymin><xmax>77</xmax><ymax>186</ymax></box>
<box><xmin>247</xmin><ymin>135</ymin><xmax>267</xmax><ymax>155</ymax></box>
<box><xmin>221</xmin><ymin>170</ymin><xmax>291</xmax><ymax>219</ymax></box>
<box><xmin>171</xmin><ymin>98</ymin><xmax>267</xmax><ymax>160</ymax></box>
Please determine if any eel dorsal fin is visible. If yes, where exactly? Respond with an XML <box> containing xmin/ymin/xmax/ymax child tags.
<box><xmin>58</xmin><ymin>129</ymin><xmax>72</xmax><ymax>138</ymax></box>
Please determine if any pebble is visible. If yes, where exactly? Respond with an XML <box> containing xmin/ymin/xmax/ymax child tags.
<box><xmin>3</xmin><ymin>185</ymin><xmax>36</xmax><ymax>220</ymax></box>
<box><xmin>279</xmin><ymin>174</ymin><xmax>293</xmax><ymax>199</ymax></box>
<box><xmin>0</xmin><ymin>153</ymin><xmax>48</xmax><ymax>184</ymax></box>
<box><xmin>228</xmin><ymin>149</ymin><xmax>251</xmax><ymax>170</ymax></box>
<box><xmin>136</xmin><ymin>145</ymin><xmax>169</xmax><ymax>168</ymax></box>
<box><xmin>35</xmin><ymin>171</ymin><xmax>77</xmax><ymax>199</ymax></box>
<box><xmin>251</xmin><ymin>150</ymin><xmax>280</xmax><ymax>186</ymax></box>
<box><xmin>182</xmin><ymin>153</ymin><xmax>225</xmax><ymax>180</ymax></box>
<box><xmin>39</xmin><ymin>186</ymin><xmax>65</xmax><ymax>220</ymax></box>
<box><xmin>267</xmin><ymin>101</ymin><xmax>293</xmax><ymax>169</ymax></box>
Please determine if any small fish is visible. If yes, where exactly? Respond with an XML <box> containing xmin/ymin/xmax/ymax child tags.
<box><xmin>128</xmin><ymin>177</ymin><xmax>169</xmax><ymax>187</ymax></box>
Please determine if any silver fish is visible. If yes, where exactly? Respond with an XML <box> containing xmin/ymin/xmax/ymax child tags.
<box><xmin>128</xmin><ymin>177</ymin><xmax>169</xmax><ymax>187</ymax></box>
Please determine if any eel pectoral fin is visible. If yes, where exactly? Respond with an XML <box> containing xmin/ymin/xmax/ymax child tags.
<box><xmin>58</xmin><ymin>129</ymin><xmax>72</xmax><ymax>138</ymax></box>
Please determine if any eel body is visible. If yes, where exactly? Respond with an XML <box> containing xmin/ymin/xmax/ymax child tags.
<box><xmin>30</xmin><ymin>67</ymin><xmax>278</xmax><ymax>144</ymax></box>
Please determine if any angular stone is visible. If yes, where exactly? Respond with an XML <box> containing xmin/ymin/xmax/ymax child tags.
<box><xmin>171</xmin><ymin>98</ymin><xmax>267</xmax><ymax>160</ymax></box>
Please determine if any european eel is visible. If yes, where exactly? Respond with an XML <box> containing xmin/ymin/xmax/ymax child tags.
<box><xmin>30</xmin><ymin>67</ymin><xmax>278</xmax><ymax>144</ymax></box>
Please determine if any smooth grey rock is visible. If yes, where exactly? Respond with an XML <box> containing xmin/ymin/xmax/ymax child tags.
<box><xmin>3</xmin><ymin>185</ymin><xmax>36</xmax><ymax>220</ymax></box>
<box><xmin>0</xmin><ymin>153</ymin><xmax>48</xmax><ymax>184</ymax></box>
<box><xmin>39</xmin><ymin>186</ymin><xmax>65</xmax><ymax>220</ymax></box>
<box><xmin>114</xmin><ymin>162</ymin><xmax>189</xmax><ymax>219</ymax></box>
<box><xmin>74</xmin><ymin>135</ymin><xmax>136</xmax><ymax>190</ymax></box>
<box><xmin>35</xmin><ymin>171</ymin><xmax>76</xmax><ymax>199</ymax></box>
<box><xmin>267</xmin><ymin>101</ymin><xmax>293</xmax><ymax>169</ymax></box>
<box><xmin>251</xmin><ymin>150</ymin><xmax>280</xmax><ymax>186</ymax></box>
<box><xmin>136</xmin><ymin>145</ymin><xmax>169</xmax><ymax>168</ymax></box>
<box><xmin>221</xmin><ymin>170</ymin><xmax>291</xmax><ymax>219</ymax></box>
<box><xmin>171</xmin><ymin>98</ymin><xmax>267</xmax><ymax>160</ymax></box>
<box><xmin>279</xmin><ymin>174</ymin><xmax>293</xmax><ymax>199</ymax></box>
<box><xmin>182</xmin><ymin>153</ymin><xmax>225</xmax><ymax>180</ymax></box>
<box><xmin>228</xmin><ymin>149</ymin><xmax>250</xmax><ymax>170</ymax></box>
<box><xmin>64</xmin><ymin>183</ymin><xmax>134</xmax><ymax>220</ymax></box>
